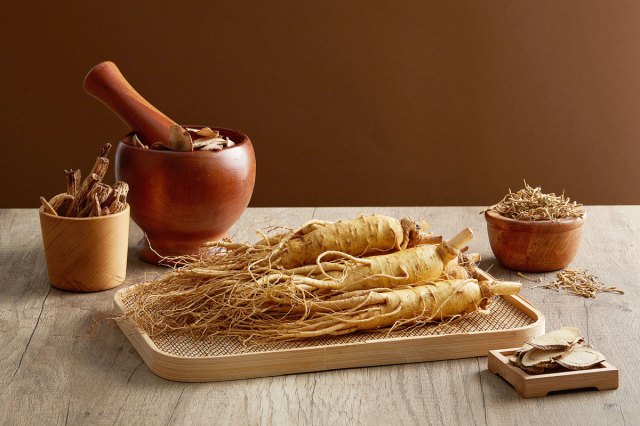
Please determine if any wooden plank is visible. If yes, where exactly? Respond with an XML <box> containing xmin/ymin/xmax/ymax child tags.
<box><xmin>0</xmin><ymin>209</ymin><xmax>51</xmax><ymax>388</ymax></box>
<box><xmin>0</xmin><ymin>207</ymin><xmax>638</xmax><ymax>425</ymax></box>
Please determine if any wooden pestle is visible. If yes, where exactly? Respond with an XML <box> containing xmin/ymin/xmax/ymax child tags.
<box><xmin>83</xmin><ymin>61</ymin><xmax>177</xmax><ymax>146</ymax></box>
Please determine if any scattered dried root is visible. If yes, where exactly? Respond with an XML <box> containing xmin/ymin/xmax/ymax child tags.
<box><xmin>516</xmin><ymin>272</ymin><xmax>542</xmax><ymax>283</ymax></box>
<box><xmin>483</xmin><ymin>181</ymin><xmax>583</xmax><ymax>221</ymax></box>
<box><xmin>535</xmin><ymin>268</ymin><xmax>623</xmax><ymax>298</ymax></box>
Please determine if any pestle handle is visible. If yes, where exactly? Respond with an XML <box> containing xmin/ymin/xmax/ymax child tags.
<box><xmin>83</xmin><ymin>61</ymin><xmax>177</xmax><ymax>146</ymax></box>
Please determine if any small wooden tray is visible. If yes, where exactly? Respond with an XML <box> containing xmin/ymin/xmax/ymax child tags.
<box><xmin>114</xmin><ymin>285</ymin><xmax>545</xmax><ymax>382</ymax></box>
<box><xmin>488</xmin><ymin>348</ymin><xmax>619</xmax><ymax>398</ymax></box>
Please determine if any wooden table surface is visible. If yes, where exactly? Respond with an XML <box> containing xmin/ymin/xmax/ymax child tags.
<box><xmin>1</xmin><ymin>207</ymin><xmax>638</xmax><ymax>425</ymax></box>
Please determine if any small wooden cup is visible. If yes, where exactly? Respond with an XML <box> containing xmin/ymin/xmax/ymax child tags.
<box><xmin>39</xmin><ymin>205</ymin><xmax>130</xmax><ymax>292</ymax></box>
<box><xmin>485</xmin><ymin>210</ymin><xmax>585</xmax><ymax>272</ymax></box>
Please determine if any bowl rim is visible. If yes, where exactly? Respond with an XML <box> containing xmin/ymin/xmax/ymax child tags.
<box><xmin>484</xmin><ymin>209</ymin><xmax>586</xmax><ymax>228</ymax></box>
<box><xmin>119</xmin><ymin>125</ymin><xmax>250</xmax><ymax>155</ymax></box>
<box><xmin>39</xmin><ymin>204</ymin><xmax>130</xmax><ymax>221</ymax></box>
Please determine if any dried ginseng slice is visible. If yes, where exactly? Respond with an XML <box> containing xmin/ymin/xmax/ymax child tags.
<box><xmin>65</xmin><ymin>169</ymin><xmax>81</xmax><ymax>196</ymax></box>
<box><xmin>131</xmin><ymin>134</ymin><xmax>147</xmax><ymax>148</ymax></box>
<box><xmin>527</xmin><ymin>327</ymin><xmax>582</xmax><ymax>350</ymax></box>
<box><xmin>168</xmin><ymin>124</ymin><xmax>193</xmax><ymax>152</ymax></box>
<box><xmin>521</xmin><ymin>365</ymin><xmax>547</xmax><ymax>375</ymax></box>
<box><xmin>40</xmin><ymin>196</ymin><xmax>58</xmax><ymax>216</ymax></box>
<box><xmin>509</xmin><ymin>343</ymin><xmax>534</xmax><ymax>368</ymax></box>
<box><xmin>194</xmin><ymin>127</ymin><xmax>219</xmax><ymax>138</ymax></box>
<box><xmin>515</xmin><ymin>343</ymin><xmax>534</xmax><ymax>357</ymax></box>
<box><xmin>49</xmin><ymin>193</ymin><xmax>74</xmax><ymax>216</ymax></box>
<box><xmin>521</xmin><ymin>347</ymin><xmax>568</xmax><ymax>369</ymax></box>
<box><xmin>556</xmin><ymin>346</ymin><xmax>606</xmax><ymax>370</ymax></box>
<box><xmin>199</xmin><ymin>141</ymin><xmax>225</xmax><ymax>151</ymax></box>
<box><xmin>508</xmin><ymin>355</ymin><xmax>520</xmax><ymax>365</ymax></box>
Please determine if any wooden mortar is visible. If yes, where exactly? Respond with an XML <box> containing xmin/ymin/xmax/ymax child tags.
<box><xmin>84</xmin><ymin>62</ymin><xmax>256</xmax><ymax>263</ymax></box>
<box><xmin>115</xmin><ymin>127</ymin><xmax>255</xmax><ymax>264</ymax></box>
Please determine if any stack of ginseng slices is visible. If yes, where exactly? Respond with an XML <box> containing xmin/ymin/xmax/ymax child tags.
<box><xmin>125</xmin><ymin>215</ymin><xmax>522</xmax><ymax>344</ymax></box>
<box><xmin>510</xmin><ymin>327</ymin><xmax>607</xmax><ymax>373</ymax></box>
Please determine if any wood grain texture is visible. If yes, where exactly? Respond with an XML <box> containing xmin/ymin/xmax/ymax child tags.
<box><xmin>83</xmin><ymin>61</ymin><xmax>177</xmax><ymax>147</ymax></box>
<box><xmin>1</xmin><ymin>207</ymin><xmax>638</xmax><ymax>425</ymax></box>
<box><xmin>39</xmin><ymin>206</ymin><xmax>130</xmax><ymax>291</ymax></box>
<box><xmin>485</xmin><ymin>210</ymin><xmax>585</xmax><ymax>272</ymax></box>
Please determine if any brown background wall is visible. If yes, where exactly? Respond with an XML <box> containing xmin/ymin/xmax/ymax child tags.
<box><xmin>2</xmin><ymin>1</ymin><xmax>640</xmax><ymax>208</ymax></box>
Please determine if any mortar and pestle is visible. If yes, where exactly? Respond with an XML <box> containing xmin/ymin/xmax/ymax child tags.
<box><xmin>84</xmin><ymin>61</ymin><xmax>256</xmax><ymax>264</ymax></box>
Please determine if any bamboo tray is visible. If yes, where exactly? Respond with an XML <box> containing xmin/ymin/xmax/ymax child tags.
<box><xmin>488</xmin><ymin>348</ymin><xmax>619</xmax><ymax>398</ymax></box>
<box><xmin>113</xmin><ymin>283</ymin><xmax>545</xmax><ymax>382</ymax></box>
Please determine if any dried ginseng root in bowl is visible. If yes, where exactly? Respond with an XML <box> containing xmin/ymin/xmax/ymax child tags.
<box><xmin>483</xmin><ymin>181</ymin><xmax>584</xmax><ymax>221</ymax></box>
<box><xmin>509</xmin><ymin>327</ymin><xmax>607</xmax><ymax>374</ymax></box>
<box><xmin>39</xmin><ymin>143</ymin><xmax>129</xmax><ymax>218</ymax></box>
<box><xmin>483</xmin><ymin>181</ymin><xmax>587</xmax><ymax>272</ymax></box>
<box><xmin>131</xmin><ymin>125</ymin><xmax>237</xmax><ymax>152</ymax></box>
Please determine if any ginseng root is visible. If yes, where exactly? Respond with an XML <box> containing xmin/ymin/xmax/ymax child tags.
<box><xmin>267</xmin><ymin>279</ymin><xmax>521</xmax><ymax>339</ymax></box>
<box><xmin>275</xmin><ymin>215</ymin><xmax>433</xmax><ymax>268</ymax></box>
<box><xmin>285</xmin><ymin>228</ymin><xmax>473</xmax><ymax>292</ymax></box>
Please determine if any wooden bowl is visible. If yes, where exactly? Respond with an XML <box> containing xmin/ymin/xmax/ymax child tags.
<box><xmin>115</xmin><ymin>126</ymin><xmax>256</xmax><ymax>264</ymax></box>
<box><xmin>484</xmin><ymin>210</ymin><xmax>585</xmax><ymax>272</ymax></box>
<box><xmin>39</xmin><ymin>205</ymin><xmax>130</xmax><ymax>292</ymax></box>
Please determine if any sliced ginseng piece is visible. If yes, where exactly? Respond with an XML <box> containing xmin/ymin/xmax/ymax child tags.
<box><xmin>187</xmin><ymin>127</ymin><xmax>219</xmax><ymax>138</ymax></box>
<box><xmin>97</xmin><ymin>142</ymin><xmax>112</xmax><ymax>158</ymax></box>
<box><xmin>102</xmin><ymin>181</ymin><xmax>128</xmax><ymax>208</ymax></box>
<box><xmin>521</xmin><ymin>347</ymin><xmax>568</xmax><ymax>368</ymax></box>
<box><xmin>527</xmin><ymin>327</ymin><xmax>582</xmax><ymax>350</ymax></box>
<box><xmin>513</xmin><ymin>343</ymin><xmax>534</xmax><ymax>360</ymax></box>
<box><xmin>65</xmin><ymin>169</ymin><xmax>81</xmax><ymax>196</ymax></box>
<box><xmin>88</xmin><ymin>193</ymin><xmax>102</xmax><ymax>217</ymax></box>
<box><xmin>131</xmin><ymin>134</ymin><xmax>147</xmax><ymax>148</ymax></box>
<box><xmin>555</xmin><ymin>345</ymin><xmax>606</xmax><ymax>370</ymax></box>
<box><xmin>169</xmin><ymin>124</ymin><xmax>193</xmax><ymax>151</ymax></box>
<box><xmin>516</xmin><ymin>343</ymin><xmax>533</xmax><ymax>355</ymax></box>
<box><xmin>65</xmin><ymin>173</ymin><xmax>99</xmax><ymax>216</ymax></box>
<box><xmin>199</xmin><ymin>141</ymin><xmax>225</xmax><ymax>151</ymax></box>
<box><xmin>79</xmin><ymin>183</ymin><xmax>112</xmax><ymax>217</ymax></box>
<box><xmin>90</xmin><ymin>143</ymin><xmax>112</xmax><ymax>180</ymax></box>
<box><xmin>521</xmin><ymin>365</ymin><xmax>547</xmax><ymax>375</ymax></box>
<box><xmin>40</xmin><ymin>196</ymin><xmax>58</xmax><ymax>216</ymax></box>
<box><xmin>48</xmin><ymin>193</ymin><xmax>74</xmax><ymax>216</ymax></box>
<box><xmin>151</xmin><ymin>142</ymin><xmax>172</xmax><ymax>150</ymax></box>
